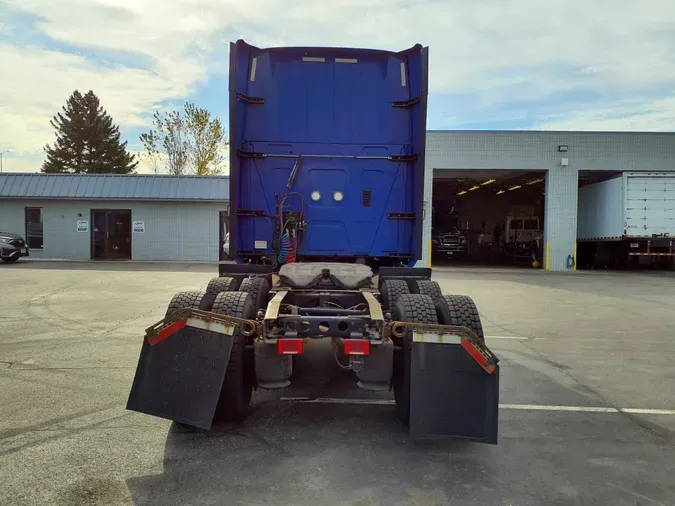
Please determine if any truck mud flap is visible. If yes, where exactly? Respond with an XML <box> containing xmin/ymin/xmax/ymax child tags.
<box><xmin>409</xmin><ymin>338</ymin><xmax>499</xmax><ymax>444</ymax></box>
<box><xmin>126</xmin><ymin>326</ymin><xmax>234</xmax><ymax>430</ymax></box>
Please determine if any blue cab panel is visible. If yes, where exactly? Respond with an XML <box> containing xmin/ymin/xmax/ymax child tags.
<box><xmin>228</xmin><ymin>39</ymin><xmax>428</xmax><ymax>267</ymax></box>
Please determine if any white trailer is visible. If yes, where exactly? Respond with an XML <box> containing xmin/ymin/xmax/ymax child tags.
<box><xmin>577</xmin><ymin>172</ymin><xmax>675</xmax><ymax>268</ymax></box>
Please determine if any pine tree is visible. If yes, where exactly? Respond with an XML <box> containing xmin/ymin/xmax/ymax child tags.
<box><xmin>42</xmin><ymin>90</ymin><xmax>138</xmax><ymax>174</ymax></box>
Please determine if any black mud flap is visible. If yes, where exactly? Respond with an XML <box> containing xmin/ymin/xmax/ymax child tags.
<box><xmin>126</xmin><ymin>327</ymin><xmax>234</xmax><ymax>430</ymax></box>
<box><xmin>409</xmin><ymin>341</ymin><xmax>499</xmax><ymax>444</ymax></box>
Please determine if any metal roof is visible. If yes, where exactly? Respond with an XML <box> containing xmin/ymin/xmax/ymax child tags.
<box><xmin>0</xmin><ymin>173</ymin><xmax>229</xmax><ymax>201</ymax></box>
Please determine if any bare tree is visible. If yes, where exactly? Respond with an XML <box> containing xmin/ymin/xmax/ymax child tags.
<box><xmin>185</xmin><ymin>103</ymin><xmax>227</xmax><ymax>175</ymax></box>
<box><xmin>139</xmin><ymin>130</ymin><xmax>161</xmax><ymax>174</ymax></box>
<box><xmin>139</xmin><ymin>103</ymin><xmax>227</xmax><ymax>175</ymax></box>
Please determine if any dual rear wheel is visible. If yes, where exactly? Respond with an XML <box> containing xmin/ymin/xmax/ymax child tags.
<box><xmin>165</xmin><ymin>276</ymin><xmax>483</xmax><ymax>428</ymax></box>
<box><xmin>380</xmin><ymin>278</ymin><xmax>443</xmax><ymax>310</ymax></box>
<box><xmin>165</xmin><ymin>276</ymin><xmax>270</xmax><ymax>424</ymax></box>
<box><xmin>386</xmin><ymin>280</ymin><xmax>485</xmax><ymax>426</ymax></box>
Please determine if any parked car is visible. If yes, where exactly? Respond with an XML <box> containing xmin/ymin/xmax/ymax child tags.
<box><xmin>0</xmin><ymin>232</ymin><xmax>29</xmax><ymax>263</ymax></box>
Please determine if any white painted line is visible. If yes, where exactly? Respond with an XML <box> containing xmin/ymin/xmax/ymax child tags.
<box><xmin>486</xmin><ymin>335</ymin><xmax>530</xmax><ymax>340</ymax></box>
<box><xmin>278</xmin><ymin>398</ymin><xmax>675</xmax><ymax>415</ymax></box>
<box><xmin>533</xmin><ymin>337</ymin><xmax>675</xmax><ymax>344</ymax></box>
<box><xmin>500</xmin><ymin>404</ymin><xmax>618</xmax><ymax>413</ymax></box>
<box><xmin>621</xmin><ymin>408</ymin><xmax>675</xmax><ymax>415</ymax></box>
<box><xmin>280</xmin><ymin>397</ymin><xmax>393</xmax><ymax>405</ymax></box>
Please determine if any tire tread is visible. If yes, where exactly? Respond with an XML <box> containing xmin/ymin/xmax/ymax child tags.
<box><xmin>381</xmin><ymin>279</ymin><xmax>411</xmax><ymax>310</ymax></box>
<box><xmin>392</xmin><ymin>293</ymin><xmax>438</xmax><ymax>424</ymax></box>
<box><xmin>238</xmin><ymin>276</ymin><xmax>270</xmax><ymax>311</ymax></box>
<box><xmin>206</xmin><ymin>276</ymin><xmax>238</xmax><ymax>296</ymax></box>
<box><xmin>210</xmin><ymin>291</ymin><xmax>255</xmax><ymax>422</ymax></box>
<box><xmin>413</xmin><ymin>279</ymin><xmax>442</xmax><ymax>301</ymax></box>
<box><xmin>435</xmin><ymin>295</ymin><xmax>484</xmax><ymax>341</ymax></box>
<box><xmin>165</xmin><ymin>291</ymin><xmax>204</xmax><ymax>317</ymax></box>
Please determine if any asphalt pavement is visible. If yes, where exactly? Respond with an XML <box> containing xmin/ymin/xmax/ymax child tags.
<box><xmin>1</xmin><ymin>261</ymin><xmax>675</xmax><ymax>505</ymax></box>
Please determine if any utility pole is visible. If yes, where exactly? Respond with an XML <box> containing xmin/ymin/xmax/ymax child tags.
<box><xmin>0</xmin><ymin>150</ymin><xmax>8</xmax><ymax>173</ymax></box>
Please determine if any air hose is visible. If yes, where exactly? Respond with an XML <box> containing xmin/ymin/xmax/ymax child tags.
<box><xmin>287</xmin><ymin>230</ymin><xmax>297</xmax><ymax>263</ymax></box>
<box><xmin>275</xmin><ymin>191</ymin><xmax>305</xmax><ymax>265</ymax></box>
<box><xmin>278</xmin><ymin>232</ymin><xmax>291</xmax><ymax>264</ymax></box>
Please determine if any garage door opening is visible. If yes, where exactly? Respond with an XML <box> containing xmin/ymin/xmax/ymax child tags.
<box><xmin>431</xmin><ymin>169</ymin><xmax>546</xmax><ymax>268</ymax></box>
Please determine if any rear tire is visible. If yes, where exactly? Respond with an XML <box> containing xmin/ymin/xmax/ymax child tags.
<box><xmin>165</xmin><ymin>291</ymin><xmax>205</xmax><ymax>317</ymax></box>
<box><xmin>392</xmin><ymin>293</ymin><xmax>438</xmax><ymax>425</ymax></box>
<box><xmin>412</xmin><ymin>279</ymin><xmax>442</xmax><ymax>301</ymax></box>
<box><xmin>238</xmin><ymin>277</ymin><xmax>270</xmax><ymax>312</ymax></box>
<box><xmin>380</xmin><ymin>279</ymin><xmax>410</xmax><ymax>311</ymax></box>
<box><xmin>434</xmin><ymin>295</ymin><xmax>485</xmax><ymax>342</ymax></box>
<box><xmin>201</xmin><ymin>277</ymin><xmax>239</xmax><ymax>310</ymax></box>
<box><xmin>162</xmin><ymin>291</ymin><xmax>210</xmax><ymax>432</ymax></box>
<box><xmin>206</xmin><ymin>276</ymin><xmax>238</xmax><ymax>295</ymax></box>
<box><xmin>211</xmin><ymin>291</ymin><xmax>256</xmax><ymax>423</ymax></box>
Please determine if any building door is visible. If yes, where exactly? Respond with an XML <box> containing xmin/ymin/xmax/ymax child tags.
<box><xmin>91</xmin><ymin>210</ymin><xmax>132</xmax><ymax>260</ymax></box>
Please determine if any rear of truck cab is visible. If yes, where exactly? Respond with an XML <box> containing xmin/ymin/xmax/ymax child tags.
<box><xmin>127</xmin><ymin>39</ymin><xmax>500</xmax><ymax>445</ymax></box>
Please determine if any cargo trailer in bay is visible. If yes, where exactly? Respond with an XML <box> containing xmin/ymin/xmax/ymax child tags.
<box><xmin>577</xmin><ymin>172</ymin><xmax>675</xmax><ymax>269</ymax></box>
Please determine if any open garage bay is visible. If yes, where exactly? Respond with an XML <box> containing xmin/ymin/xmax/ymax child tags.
<box><xmin>432</xmin><ymin>169</ymin><xmax>546</xmax><ymax>269</ymax></box>
<box><xmin>1</xmin><ymin>262</ymin><xmax>675</xmax><ymax>505</ymax></box>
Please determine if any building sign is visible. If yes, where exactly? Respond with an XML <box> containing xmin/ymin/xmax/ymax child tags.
<box><xmin>133</xmin><ymin>221</ymin><xmax>145</xmax><ymax>233</ymax></box>
<box><xmin>77</xmin><ymin>220</ymin><xmax>89</xmax><ymax>233</ymax></box>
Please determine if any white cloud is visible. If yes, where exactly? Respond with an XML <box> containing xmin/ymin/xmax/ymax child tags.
<box><xmin>0</xmin><ymin>154</ymin><xmax>43</xmax><ymax>174</ymax></box>
<box><xmin>0</xmin><ymin>44</ymin><xmax>200</xmax><ymax>154</ymax></box>
<box><xmin>1</xmin><ymin>0</ymin><xmax>675</xmax><ymax>172</ymax></box>
<box><xmin>536</xmin><ymin>96</ymin><xmax>675</xmax><ymax>132</ymax></box>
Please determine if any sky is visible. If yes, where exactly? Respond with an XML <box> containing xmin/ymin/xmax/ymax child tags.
<box><xmin>1</xmin><ymin>0</ymin><xmax>674</xmax><ymax>174</ymax></box>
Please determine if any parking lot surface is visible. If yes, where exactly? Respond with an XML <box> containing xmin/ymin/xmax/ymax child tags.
<box><xmin>1</xmin><ymin>261</ymin><xmax>675</xmax><ymax>505</ymax></box>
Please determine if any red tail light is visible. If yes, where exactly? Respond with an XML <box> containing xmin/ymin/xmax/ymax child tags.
<box><xmin>277</xmin><ymin>339</ymin><xmax>304</xmax><ymax>355</ymax></box>
<box><xmin>344</xmin><ymin>339</ymin><xmax>370</xmax><ymax>355</ymax></box>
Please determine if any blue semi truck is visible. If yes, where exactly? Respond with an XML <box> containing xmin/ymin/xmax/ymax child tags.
<box><xmin>127</xmin><ymin>40</ymin><xmax>500</xmax><ymax>444</ymax></box>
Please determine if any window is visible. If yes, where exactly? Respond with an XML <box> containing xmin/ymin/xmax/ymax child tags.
<box><xmin>509</xmin><ymin>219</ymin><xmax>522</xmax><ymax>230</ymax></box>
<box><xmin>524</xmin><ymin>219</ymin><xmax>539</xmax><ymax>230</ymax></box>
<box><xmin>25</xmin><ymin>207</ymin><xmax>43</xmax><ymax>249</ymax></box>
